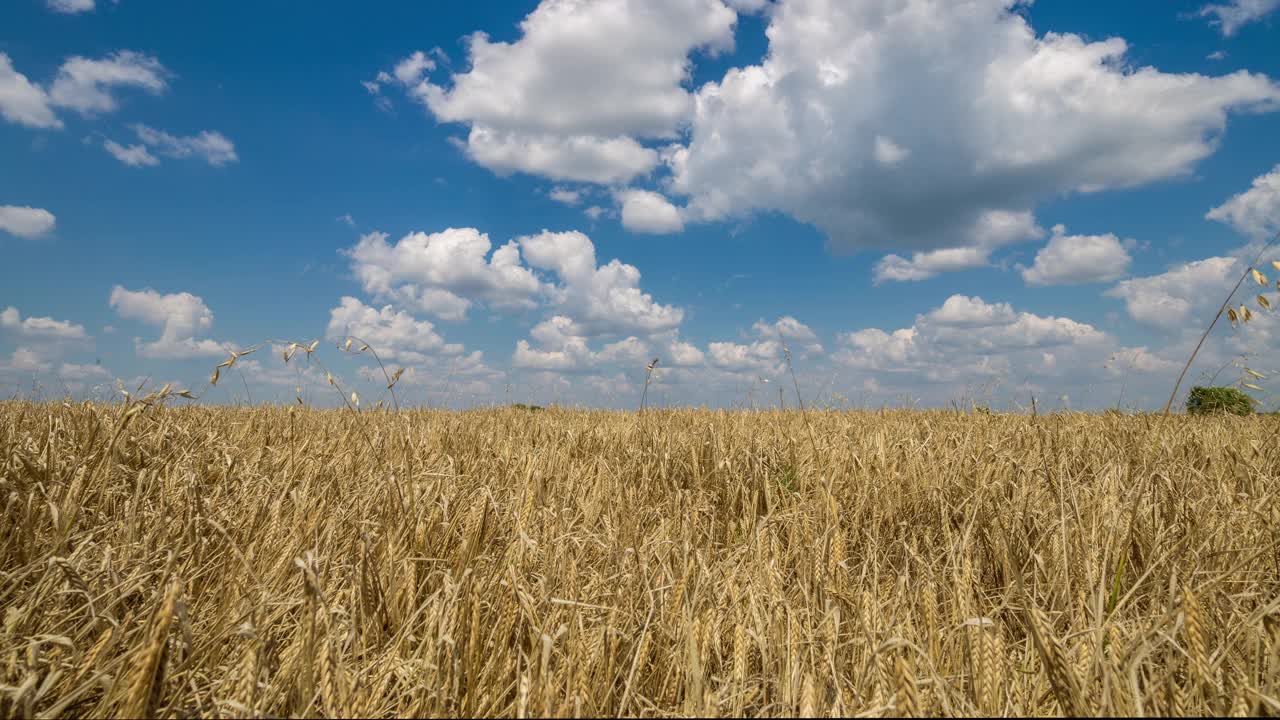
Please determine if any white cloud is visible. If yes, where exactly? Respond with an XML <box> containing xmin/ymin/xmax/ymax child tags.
<box><xmin>5</xmin><ymin>347</ymin><xmax>47</xmax><ymax>372</ymax></box>
<box><xmin>47</xmin><ymin>0</ymin><xmax>95</xmax><ymax>13</ymax></box>
<box><xmin>874</xmin><ymin>210</ymin><xmax>1044</xmax><ymax>282</ymax></box>
<box><xmin>925</xmin><ymin>295</ymin><xmax>1016</xmax><ymax>326</ymax></box>
<box><xmin>346</xmin><ymin>228</ymin><xmax>544</xmax><ymax>321</ymax></box>
<box><xmin>1</xmin><ymin>306</ymin><xmax>88</xmax><ymax>340</ymax></box>
<box><xmin>1199</xmin><ymin>0</ymin><xmax>1280</xmax><ymax>36</ymax></box>
<box><xmin>751</xmin><ymin>315</ymin><xmax>823</xmax><ymax>354</ymax></box>
<box><xmin>584</xmin><ymin>206</ymin><xmax>607</xmax><ymax>220</ymax></box>
<box><xmin>393</xmin><ymin>51</ymin><xmax>435</xmax><ymax>86</ymax></box>
<box><xmin>707</xmin><ymin>339</ymin><xmax>784</xmax><ymax>373</ymax></box>
<box><xmin>59</xmin><ymin>362</ymin><xmax>111</xmax><ymax>380</ymax></box>
<box><xmin>108</xmin><ymin>285</ymin><xmax>228</xmax><ymax>359</ymax></box>
<box><xmin>617</xmin><ymin>189</ymin><xmax>684</xmax><ymax>234</ymax></box>
<box><xmin>326</xmin><ymin>297</ymin><xmax>463</xmax><ymax>363</ymax></box>
<box><xmin>874</xmin><ymin>247</ymin><xmax>991</xmax><ymax>283</ymax></box>
<box><xmin>1021</xmin><ymin>225</ymin><xmax>1133</xmax><ymax>286</ymax></box>
<box><xmin>834</xmin><ymin>294</ymin><xmax>1112</xmax><ymax>387</ymax></box>
<box><xmin>513</xmin><ymin>316</ymin><xmax>597</xmax><ymax>370</ymax></box>
<box><xmin>461</xmin><ymin>128</ymin><xmax>658</xmax><ymax>184</ymax></box>
<box><xmin>1105</xmin><ymin>256</ymin><xmax>1239</xmax><ymax>330</ymax></box>
<box><xmin>663</xmin><ymin>335</ymin><xmax>706</xmax><ymax>366</ymax></box>
<box><xmin>103</xmin><ymin>139</ymin><xmax>159</xmax><ymax>167</ymax></box>
<box><xmin>873</xmin><ymin>135</ymin><xmax>909</xmax><ymax>166</ymax></box>
<box><xmin>0</xmin><ymin>205</ymin><xmax>56</xmax><ymax>239</ymax></box>
<box><xmin>106</xmin><ymin>124</ymin><xmax>237</xmax><ymax>166</ymax></box>
<box><xmin>384</xmin><ymin>0</ymin><xmax>737</xmax><ymax>183</ymax></box>
<box><xmin>520</xmin><ymin>230</ymin><xmax>684</xmax><ymax>335</ymax></box>
<box><xmin>1206</xmin><ymin>163</ymin><xmax>1280</xmax><ymax>240</ymax></box>
<box><xmin>0</xmin><ymin>51</ymin><xmax>167</xmax><ymax>129</ymax></box>
<box><xmin>667</xmin><ymin>0</ymin><xmax>1280</xmax><ymax>256</ymax></box>
<box><xmin>48</xmin><ymin>51</ymin><xmax>168</xmax><ymax>114</ymax></box>
<box><xmin>0</xmin><ymin>54</ymin><xmax>62</xmax><ymax>129</ymax></box>
<box><xmin>549</xmin><ymin>188</ymin><xmax>582</xmax><ymax>206</ymax></box>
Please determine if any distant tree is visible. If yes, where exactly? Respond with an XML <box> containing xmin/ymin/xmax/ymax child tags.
<box><xmin>1186</xmin><ymin>386</ymin><xmax>1253</xmax><ymax>416</ymax></box>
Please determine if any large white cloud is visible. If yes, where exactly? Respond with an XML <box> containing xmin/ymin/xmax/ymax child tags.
<box><xmin>0</xmin><ymin>205</ymin><xmax>56</xmax><ymax>239</ymax></box>
<box><xmin>108</xmin><ymin>285</ymin><xmax>227</xmax><ymax>359</ymax></box>
<box><xmin>1207</xmin><ymin>163</ymin><xmax>1280</xmax><ymax>240</ymax></box>
<box><xmin>381</xmin><ymin>0</ymin><xmax>737</xmax><ymax>183</ymax></box>
<box><xmin>348</xmin><ymin>227</ymin><xmax>682</xmax><ymax>337</ymax></box>
<box><xmin>1021</xmin><ymin>225</ymin><xmax>1133</xmax><ymax>286</ymax></box>
<box><xmin>667</xmin><ymin>0</ymin><xmax>1280</xmax><ymax>257</ymax></box>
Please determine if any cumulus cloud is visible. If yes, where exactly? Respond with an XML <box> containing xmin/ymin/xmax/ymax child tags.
<box><xmin>520</xmin><ymin>230</ymin><xmax>684</xmax><ymax>335</ymax></box>
<box><xmin>1021</xmin><ymin>225</ymin><xmax>1133</xmax><ymax>286</ymax></box>
<box><xmin>617</xmin><ymin>189</ymin><xmax>684</xmax><ymax>234</ymax></box>
<box><xmin>707</xmin><ymin>339</ymin><xmax>784</xmax><ymax>373</ymax></box>
<box><xmin>108</xmin><ymin>285</ymin><xmax>227</xmax><ymax>359</ymax></box>
<box><xmin>0</xmin><ymin>50</ymin><xmax>168</xmax><ymax>129</ymax></box>
<box><xmin>346</xmin><ymin>229</ymin><xmax>544</xmax><ymax>321</ymax></box>
<box><xmin>325</xmin><ymin>297</ymin><xmax>463</xmax><ymax>363</ymax></box>
<box><xmin>666</xmin><ymin>0</ymin><xmax>1280</xmax><ymax>256</ymax></box>
<box><xmin>348</xmin><ymin>227</ymin><xmax>682</xmax><ymax>337</ymax></box>
<box><xmin>0</xmin><ymin>205</ymin><xmax>56</xmax><ymax>239</ymax></box>
<box><xmin>834</xmin><ymin>294</ymin><xmax>1114</xmax><ymax>388</ymax></box>
<box><xmin>514</xmin><ymin>316</ymin><xmax>602</xmax><ymax>370</ymax></box>
<box><xmin>104</xmin><ymin>124</ymin><xmax>237</xmax><ymax>167</ymax></box>
<box><xmin>1206</xmin><ymin>163</ymin><xmax>1280</xmax><ymax>240</ymax></box>
<box><xmin>381</xmin><ymin>0</ymin><xmax>737</xmax><ymax>183</ymax></box>
<box><xmin>1199</xmin><ymin>0</ymin><xmax>1280</xmax><ymax>36</ymax></box>
<box><xmin>0</xmin><ymin>306</ymin><xmax>88</xmax><ymax>340</ymax></box>
<box><xmin>873</xmin><ymin>210</ymin><xmax>1045</xmax><ymax>282</ymax></box>
<box><xmin>751</xmin><ymin>315</ymin><xmax>823</xmax><ymax>354</ymax></box>
<box><xmin>460</xmin><ymin>128</ymin><xmax>659</xmax><ymax>184</ymax></box>
<box><xmin>875</xmin><ymin>247</ymin><xmax>992</xmax><ymax>284</ymax></box>
<box><xmin>1105</xmin><ymin>257</ymin><xmax>1239</xmax><ymax>330</ymax></box>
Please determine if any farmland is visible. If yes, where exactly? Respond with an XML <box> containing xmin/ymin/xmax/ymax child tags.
<box><xmin>3</xmin><ymin>401</ymin><xmax>1279</xmax><ymax>716</ymax></box>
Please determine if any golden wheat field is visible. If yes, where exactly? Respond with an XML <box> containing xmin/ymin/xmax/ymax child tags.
<box><xmin>2</xmin><ymin>399</ymin><xmax>1280</xmax><ymax>718</ymax></box>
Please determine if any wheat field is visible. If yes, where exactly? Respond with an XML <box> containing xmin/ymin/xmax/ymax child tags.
<box><xmin>2</xmin><ymin>399</ymin><xmax>1279</xmax><ymax>717</ymax></box>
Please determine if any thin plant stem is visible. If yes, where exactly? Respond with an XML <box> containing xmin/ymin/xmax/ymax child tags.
<box><xmin>1164</xmin><ymin>237</ymin><xmax>1276</xmax><ymax>415</ymax></box>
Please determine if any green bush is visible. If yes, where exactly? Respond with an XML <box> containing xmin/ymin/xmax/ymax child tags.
<box><xmin>1186</xmin><ymin>386</ymin><xmax>1254</xmax><ymax>416</ymax></box>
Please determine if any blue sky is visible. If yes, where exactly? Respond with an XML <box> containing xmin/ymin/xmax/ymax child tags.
<box><xmin>2</xmin><ymin>0</ymin><xmax>1280</xmax><ymax>410</ymax></box>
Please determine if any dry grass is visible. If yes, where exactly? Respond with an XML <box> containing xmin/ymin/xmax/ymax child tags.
<box><xmin>3</xmin><ymin>401</ymin><xmax>1280</xmax><ymax>717</ymax></box>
